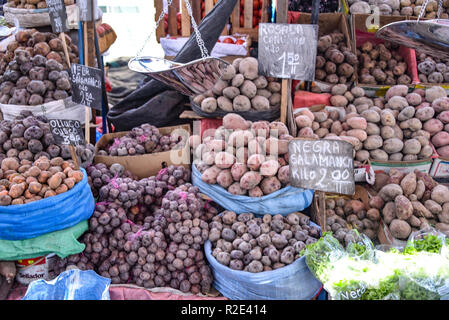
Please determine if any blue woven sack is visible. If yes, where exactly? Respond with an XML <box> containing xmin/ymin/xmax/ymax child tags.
<box><xmin>23</xmin><ymin>269</ymin><xmax>110</xmax><ymax>300</ymax></box>
<box><xmin>192</xmin><ymin>164</ymin><xmax>314</xmax><ymax>215</ymax></box>
<box><xmin>0</xmin><ymin>168</ymin><xmax>94</xmax><ymax>240</ymax></box>
<box><xmin>205</xmin><ymin>237</ymin><xmax>322</xmax><ymax>300</ymax></box>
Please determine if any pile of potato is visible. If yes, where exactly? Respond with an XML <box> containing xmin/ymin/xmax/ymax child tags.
<box><xmin>417</xmin><ymin>52</ymin><xmax>449</xmax><ymax>84</ymax></box>
<box><xmin>357</xmin><ymin>41</ymin><xmax>412</xmax><ymax>85</ymax></box>
<box><xmin>7</xmin><ymin>0</ymin><xmax>74</xmax><ymax>9</ymax></box>
<box><xmin>57</xmin><ymin>167</ymin><xmax>218</xmax><ymax>294</ymax></box>
<box><xmin>324</xmin><ymin>196</ymin><xmax>380</xmax><ymax>245</ymax></box>
<box><xmin>373</xmin><ymin>169</ymin><xmax>449</xmax><ymax>240</ymax></box>
<box><xmin>96</xmin><ymin>123</ymin><xmax>186</xmax><ymax>156</ymax></box>
<box><xmin>208</xmin><ymin>211</ymin><xmax>320</xmax><ymax>272</ymax></box>
<box><xmin>61</xmin><ymin>183</ymin><xmax>216</xmax><ymax>294</ymax></box>
<box><xmin>0</xmin><ymin>111</ymin><xmax>95</xmax><ymax>168</ymax></box>
<box><xmin>192</xmin><ymin>57</ymin><xmax>281</xmax><ymax>113</ymax></box>
<box><xmin>191</xmin><ymin>113</ymin><xmax>291</xmax><ymax>197</ymax></box>
<box><xmin>295</xmin><ymin>84</ymin><xmax>447</xmax><ymax>163</ymax></box>
<box><xmin>0</xmin><ymin>29</ymin><xmax>79</xmax><ymax>105</ymax></box>
<box><xmin>0</xmin><ymin>155</ymin><xmax>83</xmax><ymax>206</ymax></box>
<box><xmin>87</xmin><ymin>163</ymin><xmax>137</xmax><ymax>198</ymax></box>
<box><xmin>315</xmin><ymin>31</ymin><xmax>358</xmax><ymax>85</ymax></box>
<box><xmin>348</xmin><ymin>0</ymin><xmax>449</xmax><ymax>17</ymax></box>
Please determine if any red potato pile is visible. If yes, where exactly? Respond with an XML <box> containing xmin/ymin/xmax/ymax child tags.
<box><xmin>190</xmin><ymin>113</ymin><xmax>292</xmax><ymax>197</ymax></box>
<box><xmin>0</xmin><ymin>155</ymin><xmax>83</xmax><ymax>206</ymax></box>
<box><xmin>295</xmin><ymin>84</ymin><xmax>449</xmax><ymax>164</ymax></box>
<box><xmin>192</xmin><ymin>57</ymin><xmax>281</xmax><ymax>113</ymax></box>
<box><xmin>0</xmin><ymin>29</ymin><xmax>79</xmax><ymax>105</ymax></box>
<box><xmin>324</xmin><ymin>196</ymin><xmax>380</xmax><ymax>244</ymax></box>
<box><xmin>209</xmin><ymin>211</ymin><xmax>320</xmax><ymax>272</ymax></box>
<box><xmin>372</xmin><ymin>169</ymin><xmax>449</xmax><ymax>240</ymax></box>
<box><xmin>315</xmin><ymin>31</ymin><xmax>358</xmax><ymax>85</ymax></box>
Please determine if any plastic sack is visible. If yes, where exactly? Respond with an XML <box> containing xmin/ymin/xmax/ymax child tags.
<box><xmin>204</xmin><ymin>239</ymin><xmax>322</xmax><ymax>300</ymax></box>
<box><xmin>0</xmin><ymin>97</ymin><xmax>91</xmax><ymax>124</ymax></box>
<box><xmin>22</xmin><ymin>269</ymin><xmax>110</xmax><ymax>300</ymax></box>
<box><xmin>192</xmin><ymin>164</ymin><xmax>314</xmax><ymax>215</ymax></box>
<box><xmin>0</xmin><ymin>221</ymin><xmax>87</xmax><ymax>261</ymax></box>
<box><xmin>190</xmin><ymin>97</ymin><xmax>281</xmax><ymax>122</ymax></box>
<box><xmin>304</xmin><ymin>230</ymin><xmax>449</xmax><ymax>300</ymax></box>
<box><xmin>161</xmin><ymin>35</ymin><xmax>249</xmax><ymax>58</ymax></box>
<box><xmin>0</xmin><ymin>168</ymin><xmax>94</xmax><ymax>241</ymax></box>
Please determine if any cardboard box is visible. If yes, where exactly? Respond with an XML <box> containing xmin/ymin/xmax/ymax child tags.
<box><xmin>289</xmin><ymin>12</ymin><xmax>354</xmax><ymax>93</ymax></box>
<box><xmin>94</xmin><ymin>124</ymin><xmax>191</xmax><ymax>179</ymax></box>
<box><xmin>351</xmin><ymin>14</ymin><xmax>419</xmax><ymax>97</ymax></box>
<box><xmin>430</xmin><ymin>157</ymin><xmax>449</xmax><ymax>177</ymax></box>
<box><xmin>311</xmin><ymin>185</ymin><xmax>374</xmax><ymax>238</ymax></box>
<box><xmin>371</xmin><ymin>159</ymin><xmax>433</xmax><ymax>175</ymax></box>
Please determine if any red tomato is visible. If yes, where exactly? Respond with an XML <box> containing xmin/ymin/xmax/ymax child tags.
<box><xmin>169</xmin><ymin>36</ymin><xmax>177</xmax><ymax>39</ymax></box>
<box><xmin>235</xmin><ymin>39</ymin><xmax>245</xmax><ymax>45</ymax></box>
<box><xmin>239</xmin><ymin>15</ymin><xmax>244</xmax><ymax>26</ymax></box>
<box><xmin>201</xmin><ymin>2</ymin><xmax>205</xmax><ymax>9</ymax></box>
<box><xmin>217</xmin><ymin>39</ymin><xmax>221</xmax><ymax>43</ymax></box>
<box><xmin>259</xmin><ymin>9</ymin><xmax>262</xmax><ymax>17</ymax></box>
<box><xmin>253</xmin><ymin>0</ymin><xmax>259</xmax><ymax>9</ymax></box>
<box><xmin>223</xmin><ymin>37</ymin><xmax>235</xmax><ymax>44</ymax></box>
<box><xmin>253</xmin><ymin>17</ymin><xmax>258</xmax><ymax>27</ymax></box>
<box><xmin>177</xmin><ymin>12</ymin><xmax>181</xmax><ymax>22</ymax></box>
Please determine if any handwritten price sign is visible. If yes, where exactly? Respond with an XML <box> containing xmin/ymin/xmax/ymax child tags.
<box><xmin>288</xmin><ymin>139</ymin><xmax>355</xmax><ymax>195</ymax></box>
<box><xmin>258</xmin><ymin>23</ymin><xmax>317</xmax><ymax>81</ymax></box>
<box><xmin>70</xmin><ymin>63</ymin><xmax>103</xmax><ymax>111</ymax></box>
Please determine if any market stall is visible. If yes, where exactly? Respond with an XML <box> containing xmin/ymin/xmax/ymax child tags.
<box><xmin>1</xmin><ymin>0</ymin><xmax>449</xmax><ymax>302</ymax></box>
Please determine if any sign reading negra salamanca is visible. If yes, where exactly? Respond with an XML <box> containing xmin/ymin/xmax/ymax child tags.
<box><xmin>49</xmin><ymin>119</ymin><xmax>84</xmax><ymax>146</ymax></box>
<box><xmin>70</xmin><ymin>63</ymin><xmax>103</xmax><ymax>111</ymax></box>
<box><xmin>258</xmin><ymin>23</ymin><xmax>318</xmax><ymax>81</ymax></box>
<box><xmin>288</xmin><ymin>139</ymin><xmax>355</xmax><ymax>195</ymax></box>
<box><xmin>46</xmin><ymin>0</ymin><xmax>69</xmax><ymax>33</ymax></box>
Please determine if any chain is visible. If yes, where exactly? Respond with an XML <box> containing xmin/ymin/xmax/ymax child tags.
<box><xmin>438</xmin><ymin>0</ymin><xmax>443</xmax><ymax>19</ymax></box>
<box><xmin>136</xmin><ymin>0</ymin><xmax>209</xmax><ymax>58</ymax></box>
<box><xmin>183</xmin><ymin>0</ymin><xmax>209</xmax><ymax>59</ymax></box>
<box><xmin>418</xmin><ymin>0</ymin><xmax>431</xmax><ymax>21</ymax></box>
<box><xmin>136</xmin><ymin>0</ymin><xmax>174</xmax><ymax>57</ymax></box>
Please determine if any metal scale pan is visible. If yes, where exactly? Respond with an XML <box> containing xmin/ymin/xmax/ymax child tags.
<box><xmin>376</xmin><ymin>19</ymin><xmax>449</xmax><ymax>60</ymax></box>
<box><xmin>128</xmin><ymin>56</ymin><xmax>230</xmax><ymax>96</ymax></box>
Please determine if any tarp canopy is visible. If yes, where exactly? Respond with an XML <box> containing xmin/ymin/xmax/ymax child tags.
<box><xmin>107</xmin><ymin>0</ymin><xmax>238</xmax><ymax>131</ymax></box>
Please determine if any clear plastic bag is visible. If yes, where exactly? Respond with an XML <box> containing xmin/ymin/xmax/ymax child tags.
<box><xmin>304</xmin><ymin>229</ymin><xmax>449</xmax><ymax>300</ymax></box>
<box><xmin>22</xmin><ymin>269</ymin><xmax>110</xmax><ymax>300</ymax></box>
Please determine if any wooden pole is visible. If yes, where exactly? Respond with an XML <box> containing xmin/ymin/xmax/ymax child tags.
<box><xmin>59</xmin><ymin>32</ymin><xmax>80</xmax><ymax>170</ymax></box>
<box><xmin>276</xmin><ymin>0</ymin><xmax>289</xmax><ymax>124</ymax></box>
<box><xmin>83</xmin><ymin>22</ymin><xmax>90</xmax><ymax>144</ymax></box>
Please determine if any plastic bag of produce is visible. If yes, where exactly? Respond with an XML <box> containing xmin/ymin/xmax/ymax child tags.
<box><xmin>0</xmin><ymin>221</ymin><xmax>87</xmax><ymax>261</ymax></box>
<box><xmin>0</xmin><ymin>97</ymin><xmax>90</xmax><ymax>124</ymax></box>
<box><xmin>0</xmin><ymin>168</ymin><xmax>94</xmax><ymax>241</ymax></box>
<box><xmin>204</xmin><ymin>240</ymin><xmax>322</xmax><ymax>300</ymax></box>
<box><xmin>304</xmin><ymin>231</ymin><xmax>449</xmax><ymax>300</ymax></box>
<box><xmin>22</xmin><ymin>269</ymin><xmax>110</xmax><ymax>300</ymax></box>
<box><xmin>192</xmin><ymin>164</ymin><xmax>314</xmax><ymax>215</ymax></box>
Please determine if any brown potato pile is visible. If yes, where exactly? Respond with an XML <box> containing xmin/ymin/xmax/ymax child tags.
<box><xmin>0</xmin><ymin>29</ymin><xmax>79</xmax><ymax>105</ymax></box>
<box><xmin>372</xmin><ymin>169</ymin><xmax>449</xmax><ymax>240</ymax></box>
<box><xmin>0</xmin><ymin>156</ymin><xmax>83</xmax><ymax>206</ymax></box>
